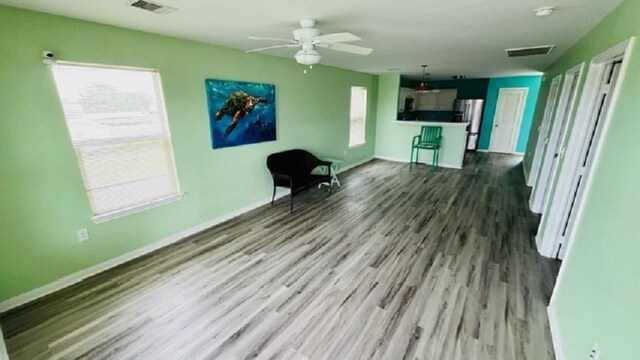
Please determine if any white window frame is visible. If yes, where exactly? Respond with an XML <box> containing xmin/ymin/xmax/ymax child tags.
<box><xmin>51</xmin><ymin>61</ymin><xmax>183</xmax><ymax>223</ymax></box>
<box><xmin>349</xmin><ymin>86</ymin><xmax>368</xmax><ymax>148</ymax></box>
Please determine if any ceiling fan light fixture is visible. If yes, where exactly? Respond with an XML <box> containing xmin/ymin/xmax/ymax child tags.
<box><xmin>295</xmin><ymin>48</ymin><xmax>321</xmax><ymax>65</ymax></box>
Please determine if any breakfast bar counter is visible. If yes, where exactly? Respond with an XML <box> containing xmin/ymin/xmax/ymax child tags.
<box><xmin>381</xmin><ymin>120</ymin><xmax>468</xmax><ymax>169</ymax></box>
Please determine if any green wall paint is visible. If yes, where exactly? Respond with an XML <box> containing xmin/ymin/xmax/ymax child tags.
<box><xmin>478</xmin><ymin>76</ymin><xmax>542</xmax><ymax>153</ymax></box>
<box><xmin>523</xmin><ymin>0</ymin><xmax>640</xmax><ymax>359</ymax></box>
<box><xmin>375</xmin><ymin>74</ymin><xmax>467</xmax><ymax>168</ymax></box>
<box><xmin>0</xmin><ymin>5</ymin><xmax>379</xmax><ymax>303</ymax></box>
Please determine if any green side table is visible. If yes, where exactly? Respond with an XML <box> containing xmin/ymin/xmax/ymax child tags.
<box><xmin>319</xmin><ymin>158</ymin><xmax>343</xmax><ymax>188</ymax></box>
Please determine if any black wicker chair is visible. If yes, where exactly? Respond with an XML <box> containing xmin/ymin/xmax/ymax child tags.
<box><xmin>266</xmin><ymin>149</ymin><xmax>332</xmax><ymax>213</ymax></box>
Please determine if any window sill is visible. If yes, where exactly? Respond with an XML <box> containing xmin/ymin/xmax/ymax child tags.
<box><xmin>92</xmin><ymin>193</ymin><xmax>184</xmax><ymax>224</ymax></box>
<box><xmin>349</xmin><ymin>143</ymin><xmax>367</xmax><ymax>149</ymax></box>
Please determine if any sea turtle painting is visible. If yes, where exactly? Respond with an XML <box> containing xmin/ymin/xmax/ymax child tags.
<box><xmin>205</xmin><ymin>79</ymin><xmax>276</xmax><ymax>149</ymax></box>
<box><xmin>214</xmin><ymin>91</ymin><xmax>267</xmax><ymax>136</ymax></box>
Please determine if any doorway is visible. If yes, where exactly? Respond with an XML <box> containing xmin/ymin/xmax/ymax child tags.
<box><xmin>527</xmin><ymin>75</ymin><xmax>562</xmax><ymax>186</ymax></box>
<box><xmin>529</xmin><ymin>64</ymin><xmax>583</xmax><ymax>214</ymax></box>
<box><xmin>538</xmin><ymin>39</ymin><xmax>633</xmax><ymax>259</ymax></box>
<box><xmin>488</xmin><ymin>88</ymin><xmax>528</xmax><ymax>154</ymax></box>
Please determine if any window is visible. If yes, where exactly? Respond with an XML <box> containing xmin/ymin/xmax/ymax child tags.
<box><xmin>349</xmin><ymin>86</ymin><xmax>367</xmax><ymax>147</ymax></box>
<box><xmin>51</xmin><ymin>63</ymin><xmax>181</xmax><ymax>223</ymax></box>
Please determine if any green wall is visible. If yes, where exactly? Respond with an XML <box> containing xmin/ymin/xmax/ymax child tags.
<box><xmin>0</xmin><ymin>5</ymin><xmax>378</xmax><ymax>303</ymax></box>
<box><xmin>523</xmin><ymin>0</ymin><xmax>640</xmax><ymax>358</ymax></box>
<box><xmin>375</xmin><ymin>74</ymin><xmax>468</xmax><ymax>168</ymax></box>
<box><xmin>479</xmin><ymin>76</ymin><xmax>542</xmax><ymax>153</ymax></box>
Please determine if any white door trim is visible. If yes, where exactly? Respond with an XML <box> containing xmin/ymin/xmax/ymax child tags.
<box><xmin>488</xmin><ymin>87</ymin><xmax>528</xmax><ymax>154</ymax></box>
<box><xmin>529</xmin><ymin>63</ymin><xmax>584</xmax><ymax>214</ymax></box>
<box><xmin>539</xmin><ymin>37</ymin><xmax>635</xmax><ymax>260</ymax></box>
<box><xmin>528</xmin><ymin>75</ymin><xmax>562</xmax><ymax>186</ymax></box>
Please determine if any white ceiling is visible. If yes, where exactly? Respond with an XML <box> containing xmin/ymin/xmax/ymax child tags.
<box><xmin>2</xmin><ymin>0</ymin><xmax>622</xmax><ymax>78</ymax></box>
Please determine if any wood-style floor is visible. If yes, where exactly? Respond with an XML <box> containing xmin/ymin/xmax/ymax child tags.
<box><xmin>0</xmin><ymin>153</ymin><xmax>560</xmax><ymax>360</ymax></box>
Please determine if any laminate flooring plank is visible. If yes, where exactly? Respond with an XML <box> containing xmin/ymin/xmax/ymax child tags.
<box><xmin>1</xmin><ymin>153</ymin><xmax>561</xmax><ymax>359</ymax></box>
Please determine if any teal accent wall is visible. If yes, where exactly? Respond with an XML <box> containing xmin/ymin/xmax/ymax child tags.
<box><xmin>478</xmin><ymin>76</ymin><xmax>542</xmax><ymax>152</ymax></box>
<box><xmin>0</xmin><ymin>5</ymin><xmax>378</xmax><ymax>303</ymax></box>
<box><xmin>523</xmin><ymin>0</ymin><xmax>640</xmax><ymax>359</ymax></box>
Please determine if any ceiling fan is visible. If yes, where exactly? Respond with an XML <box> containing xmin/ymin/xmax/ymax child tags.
<box><xmin>246</xmin><ymin>18</ymin><xmax>373</xmax><ymax>66</ymax></box>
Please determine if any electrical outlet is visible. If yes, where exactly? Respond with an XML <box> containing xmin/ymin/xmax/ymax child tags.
<box><xmin>589</xmin><ymin>343</ymin><xmax>600</xmax><ymax>360</ymax></box>
<box><xmin>76</xmin><ymin>228</ymin><xmax>89</xmax><ymax>242</ymax></box>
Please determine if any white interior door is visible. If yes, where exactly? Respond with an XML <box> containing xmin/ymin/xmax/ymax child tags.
<box><xmin>530</xmin><ymin>64</ymin><xmax>583</xmax><ymax>214</ymax></box>
<box><xmin>554</xmin><ymin>60</ymin><xmax>622</xmax><ymax>258</ymax></box>
<box><xmin>489</xmin><ymin>88</ymin><xmax>527</xmax><ymax>153</ymax></box>
<box><xmin>528</xmin><ymin>75</ymin><xmax>562</xmax><ymax>186</ymax></box>
<box><xmin>536</xmin><ymin>39</ymin><xmax>632</xmax><ymax>261</ymax></box>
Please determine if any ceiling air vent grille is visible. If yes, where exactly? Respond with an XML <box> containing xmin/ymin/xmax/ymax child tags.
<box><xmin>506</xmin><ymin>45</ymin><xmax>555</xmax><ymax>57</ymax></box>
<box><xmin>129</xmin><ymin>0</ymin><xmax>177</xmax><ymax>15</ymax></box>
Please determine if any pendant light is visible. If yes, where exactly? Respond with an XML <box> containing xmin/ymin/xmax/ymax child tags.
<box><xmin>415</xmin><ymin>64</ymin><xmax>430</xmax><ymax>93</ymax></box>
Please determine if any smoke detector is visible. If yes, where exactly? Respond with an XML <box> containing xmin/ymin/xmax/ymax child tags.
<box><xmin>535</xmin><ymin>6</ymin><xmax>555</xmax><ymax>17</ymax></box>
<box><xmin>128</xmin><ymin>0</ymin><xmax>177</xmax><ymax>15</ymax></box>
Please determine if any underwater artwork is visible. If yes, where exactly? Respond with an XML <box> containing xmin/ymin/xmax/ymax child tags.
<box><xmin>205</xmin><ymin>79</ymin><xmax>276</xmax><ymax>149</ymax></box>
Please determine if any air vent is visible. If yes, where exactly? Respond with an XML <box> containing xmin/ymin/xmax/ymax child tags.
<box><xmin>506</xmin><ymin>45</ymin><xmax>555</xmax><ymax>57</ymax></box>
<box><xmin>128</xmin><ymin>0</ymin><xmax>177</xmax><ymax>15</ymax></box>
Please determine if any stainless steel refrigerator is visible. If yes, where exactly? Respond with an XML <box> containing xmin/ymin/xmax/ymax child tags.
<box><xmin>453</xmin><ymin>99</ymin><xmax>484</xmax><ymax>151</ymax></box>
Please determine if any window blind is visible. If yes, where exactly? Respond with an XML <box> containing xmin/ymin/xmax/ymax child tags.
<box><xmin>51</xmin><ymin>63</ymin><xmax>181</xmax><ymax>222</ymax></box>
<box><xmin>349</xmin><ymin>86</ymin><xmax>367</xmax><ymax>147</ymax></box>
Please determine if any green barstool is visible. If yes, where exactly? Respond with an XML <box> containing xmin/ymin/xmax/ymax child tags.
<box><xmin>410</xmin><ymin>126</ymin><xmax>442</xmax><ymax>171</ymax></box>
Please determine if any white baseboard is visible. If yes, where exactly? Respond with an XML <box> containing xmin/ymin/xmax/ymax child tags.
<box><xmin>339</xmin><ymin>156</ymin><xmax>374</xmax><ymax>173</ymax></box>
<box><xmin>373</xmin><ymin>155</ymin><xmax>463</xmax><ymax>170</ymax></box>
<box><xmin>0</xmin><ymin>155</ymin><xmax>377</xmax><ymax>314</ymax></box>
<box><xmin>0</xmin><ymin>189</ymin><xmax>292</xmax><ymax>314</ymax></box>
<box><xmin>0</xmin><ymin>325</ymin><xmax>8</xmax><ymax>360</ymax></box>
<box><xmin>477</xmin><ymin>149</ymin><xmax>525</xmax><ymax>156</ymax></box>
<box><xmin>548</xmin><ymin>304</ymin><xmax>564</xmax><ymax>360</ymax></box>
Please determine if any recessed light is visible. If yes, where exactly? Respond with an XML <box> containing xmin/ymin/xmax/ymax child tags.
<box><xmin>535</xmin><ymin>6</ymin><xmax>555</xmax><ymax>17</ymax></box>
<box><xmin>387</xmin><ymin>68</ymin><xmax>400</xmax><ymax>71</ymax></box>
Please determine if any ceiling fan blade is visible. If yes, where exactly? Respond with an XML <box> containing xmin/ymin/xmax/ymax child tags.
<box><xmin>312</xmin><ymin>32</ymin><xmax>361</xmax><ymax>44</ymax></box>
<box><xmin>248</xmin><ymin>36</ymin><xmax>296</xmax><ymax>42</ymax></box>
<box><xmin>318</xmin><ymin>43</ymin><xmax>373</xmax><ymax>55</ymax></box>
<box><xmin>245</xmin><ymin>44</ymin><xmax>299</xmax><ymax>53</ymax></box>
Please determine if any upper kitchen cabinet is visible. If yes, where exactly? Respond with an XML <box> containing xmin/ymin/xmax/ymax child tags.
<box><xmin>415</xmin><ymin>89</ymin><xmax>458</xmax><ymax>111</ymax></box>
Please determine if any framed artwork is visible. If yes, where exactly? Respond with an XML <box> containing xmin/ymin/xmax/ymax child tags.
<box><xmin>205</xmin><ymin>79</ymin><xmax>276</xmax><ymax>149</ymax></box>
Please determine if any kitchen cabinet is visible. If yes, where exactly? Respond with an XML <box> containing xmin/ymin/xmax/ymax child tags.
<box><xmin>415</xmin><ymin>89</ymin><xmax>458</xmax><ymax>111</ymax></box>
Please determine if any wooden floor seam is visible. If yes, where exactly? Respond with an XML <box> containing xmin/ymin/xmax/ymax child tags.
<box><xmin>0</xmin><ymin>153</ymin><xmax>560</xmax><ymax>360</ymax></box>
